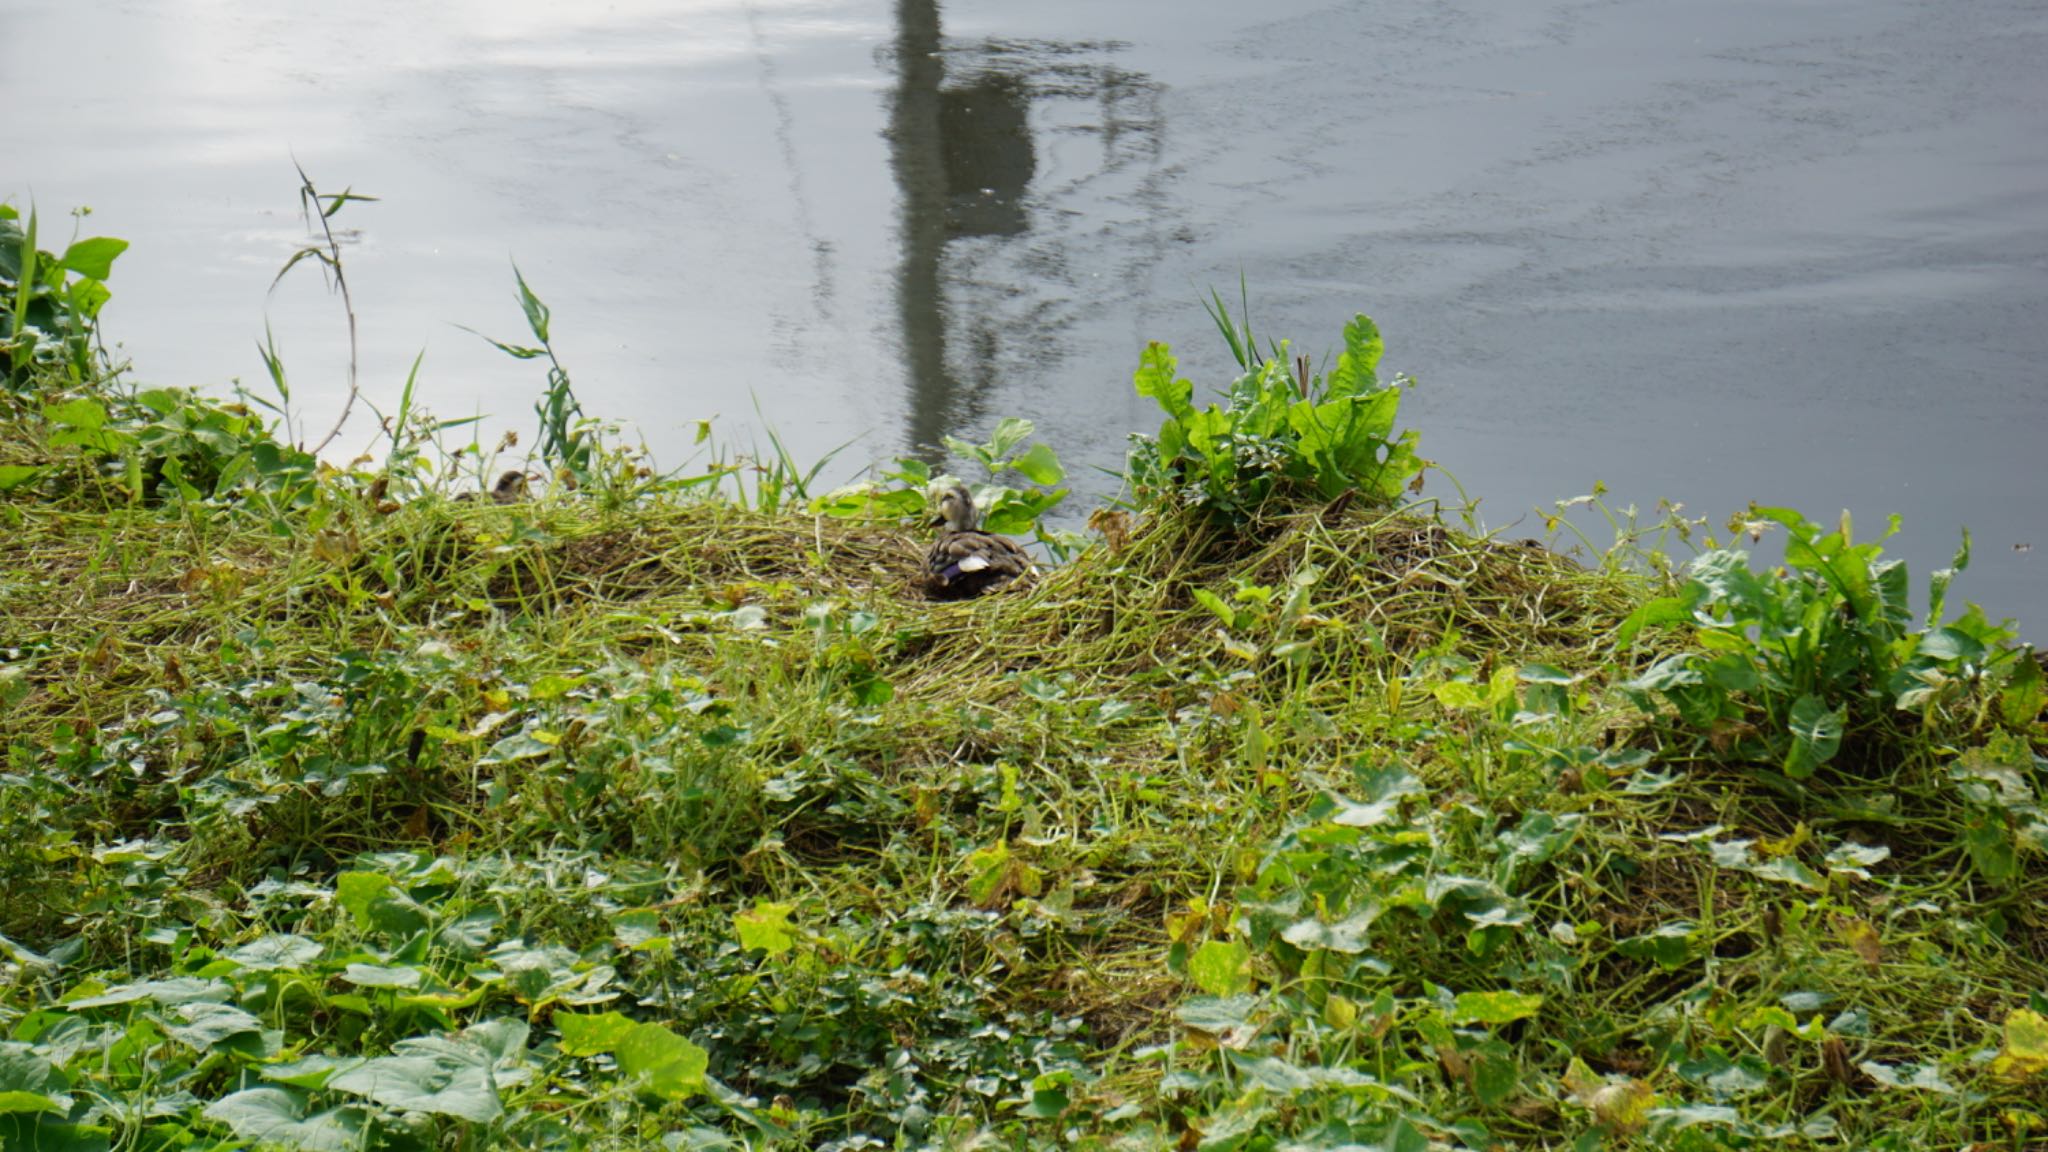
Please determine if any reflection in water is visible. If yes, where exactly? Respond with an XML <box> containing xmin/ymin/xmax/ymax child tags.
<box><xmin>886</xmin><ymin>0</ymin><xmax>1166</xmax><ymax>460</ymax></box>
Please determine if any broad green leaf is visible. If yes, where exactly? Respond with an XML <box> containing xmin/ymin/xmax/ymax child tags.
<box><xmin>1176</xmin><ymin>995</ymin><xmax>1257</xmax><ymax>1035</ymax></box>
<box><xmin>1133</xmin><ymin>341</ymin><xmax>1192</xmax><ymax>419</ymax></box>
<box><xmin>1615</xmin><ymin>922</ymin><xmax>1696</xmax><ymax>970</ymax></box>
<box><xmin>0</xmin><ymin>1044</ymin><xmax>72</xmax><ymax>1115</ymax></box>
<box><xmin>57</xmin><ymin>237</ymin><xmax>127</xmax><ymax>281</ymax></box>
<box><xmin>166</xmin><ymin>1002</ymin><xmax>265</xmax><ymax>1052</ymax></box>
<box><xmin>1616</xmin><ymin>593</ymin><xmax>1693</xmax><ymax>645</ymax></box>
<box><xmin>1450</xmin><ymin>990</ymin><xmax>1543</xmax><ymax>1025</ymax></box>
<box><xmin>340</xmin><ymin>963</ymin><xmax>422</xmax><ymax>989</ymax></box>
<box><xmin>258</xmin><ymin>1055</ymin><xmax>360</xmax><ymax>1090</ymax></box>
<box><xmin>1963</xmin><ymin>807</ymin><xmax>2019</xmax><ymax>881</ymax></box>
<box><xmin>0</xmin><ymin>1117</ymin><xmax>109</xmax><ymax>1152</ymax></box>
<box><xmin>42</xmin><ymin>398</ymin><xmax>107</xmax><ymax>430</ymax></box>
<box><xmin>1280</xmin><ymin>905</ymin><xmax>1380</xmax><ymax>954</ymax></box>
<box><xmin>1188</xmin><ymin>939</ymin><xmax>1253</xmax><ymax>997</ymax></box>
<box><xmin>2001</xmin><ymin>653</ymin><xmax>2045</xmax><ymax>727</ymax></box>
<box><xmin>1822</xmin><ymin>841</ymin><xmax>1890</xmax><ymax>879</ymax></box>
<box><xmin>1744</xmin><ymin>856</ymin><xmax>1824</xmax><ymax>890</ymax></box>
<box><xmin>733</xmin><ymin>902</ymin><xmax>797</xmax><ymax>957</ymax></box>
<box><xmin>556</xmin><ymin>1011</ymin><xmax>637</xmax><ymax>1057</ymax></box>
<box><xmin>0</xmin><ymin>465</ymin><xmax>45</xmax><ymax>491</ymax></box>
<box><xmin>1918</xmin><ymin>627</ymin><xmax>1986</xmax><ymax>665</ymax></box>
<box><xmin>1858</xmin><ymin>1060</ymin><xmax>1956</xmax><ymax>1094</ymax></box>
<box><xmin>334</xmin><ymin>872</ymin><xmax>392</xmax><ymax>927</ymax></box>
<box><xmin>612</xmin><ymin>909</ymin><xmax>665</xmax><ymax>951</ymax></box>
<box><xmin>1010</xmin><ymin>441</ymin><xmax>1065</xmax><ymax>486</ymax></box>
<box><xmin>1432</xmin><ymin>681</ymin><xmax>1485</xmax><ymax>710</ymax></box>
<box><xmin>1326</xmin><ymin>313</ymin><xmax>1383</xmax><ymax>398</ymax></box>
<box><xmin>614</xmin><ymin>1022</ymin><xmax>708</xmax><ymax>1101</ymax></box>
<box><xmin>1675</xmin><ymin>1049</ymin><xmax>1771</xmax><ymax>1099</ymax></box>
<box><xmin>987</xmin><ymin>417</ymin><xmax>1035</xmax><ymax>461</ymax></box>
<box><xmin>1784</xmin><ymin>695</ymin><xmax>1843</xmax><ymax>779</ymax></box>
<box><xmin>963</xmin><ymin>841</ymin><xmax>1012</xmax><ymax>906</ymax></box>
<box><xmin>203</xmin><ymin>1087</ymin><xmax>370</xmax><ymax>1152</ymax></box>
<box><xmin>1652</xmin><ymin>1103</ymin><xmax>1743</xmax><ymax>1128</ymax></box>
<box><xmin>328</xmin><ymin>1053</ymin><xmax>502</xmax><ymax>1121</ymax></box>
<box><xmin>65</xmin><ymin>977</ymin><xmax>228</xmax><ymax>1009</ymax></box>
<box><xmin>1469</xmin><ymin>1046</ymin><xmax>1519</xmax><ymax>1107</ymax></box>
<box><xmin>227</xmin><ymin>934</ymin><xmax>323</xmax><ymax>972</ymax></box>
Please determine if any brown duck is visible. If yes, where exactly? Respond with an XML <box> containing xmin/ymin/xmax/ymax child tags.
<box><xmin>454</xmin><ymin>470</ymin><xmax>533</xmax><ymax>504</ymax></box>
<box><xmin>924</xmin><ymin>481</ymin><xmax>1031</xmax><ymax>599</ymax></box>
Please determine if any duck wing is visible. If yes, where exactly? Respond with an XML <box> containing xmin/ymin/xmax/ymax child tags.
<box><xmin>926</xmin><ymin>530</ymin><xmax>1032</xmax><ymax>595</ymax></box>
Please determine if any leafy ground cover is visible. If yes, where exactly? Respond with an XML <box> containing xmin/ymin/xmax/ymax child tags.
<box><xmin>2</xmin><ymin>201</ymin><xmax>2046</xmax><ymax>1151</ymax></box>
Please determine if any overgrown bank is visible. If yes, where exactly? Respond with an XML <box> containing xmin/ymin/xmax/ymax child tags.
<box><xmin>3</xmin><ymin>201</ymin><xmax>2047</xmax><ymax>1152</ymax></box>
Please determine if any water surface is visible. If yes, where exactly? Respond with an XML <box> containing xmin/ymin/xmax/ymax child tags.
<box><xmin>10</xmin><ymin>0</ymin><xmax>2045</xmax><ymax>628</ymax></box>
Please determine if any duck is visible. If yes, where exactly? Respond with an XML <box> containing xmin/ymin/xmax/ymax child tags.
<box><xmin>924</xmin><ymin>481</ymin><xmax>1031</xmax><ymax>599</ymax></box>
<box><xmin>453</xmin><ymin>470</ymin><xmax>533</xmax><ymax>504</ymax></box>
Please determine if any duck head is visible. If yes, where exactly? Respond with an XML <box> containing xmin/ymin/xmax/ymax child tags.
<box><xmin>929</xmin><ymin>481</ymin><xmax>980</xmax><ymax>532</ymax></box>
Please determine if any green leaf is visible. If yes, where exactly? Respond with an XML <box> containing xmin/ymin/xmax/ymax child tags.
<box><xmin>1450</xmin><ymin>990</ymin><xmax>1543</xmax><ymax>1025</ymax></box>
<box><xmin>1744</xmin><ymin>856</ymin><xmax>1824</xmax><ymax>890</ymax></box>
<box><xmin>1326</xmin><ymin>313</ymin><xmax>1383</xmax><ymax>398</ymax></box>
<box><xmin>1433</xmin><ymin>681</ymin><xmax>1486</xmax><ymax>710</ymax></box>
<box><xmin>1469</xmin><ymin>1046</ymin><xmax>1519</xmax><ymax>1107</ymax></box>
<box><xmin>10</xmin><ymin>207</ymin><xmax>36</xmax><ymax>343</ymax></box>
<box><xmin>327</xmin><ymin>1052</ymin><xmax>503</xmax><ymax>1122</ymax></box>
<box><xmin>64</xmin><ymin>977</ymin><xmax>228</xmax><ymax>1009</ymax></box>
<box><xmin>0</xmin><ymin>465</ymin><xmax>47</xmax><ymax>491</ymax></box>
<box><xmin>203</xmin><ymin>1087</ymin><xmax>371</xmax><ymax>1152</ymax></box>
<box><xmin>1962</xmin><ymin>807</ymin><xmax>2018</xmax><ymax>881</ymax></box>
<box><xmin>333</xmin><ymin>872</ymin><xmax>425</xmax><ymax>936</ymax></box>
<box><xmin>340</xmin><ymin>963</ymin><xmax>422</xmax><ymax>989</ymax></box>
<box><xmin>615</xmin><ymin>1022</ymin><xmax>709</xmax><ymax>1101</ymax></box>
<box><xmin>0</xmin><ymin>1043</ymin><xmax>72</xmax><ymax>1116</ymax></box>
<box><xmin>987</xmin><ymin>417</ymin><xmax>1035</xmax><ymax>461</ymax></box>
<box><xmin>1134</xmin><ymin>341</ymin><xmax>1193</xmax><ymax>419</ymax></box>
<box><xmin>1188</xmin><ymin>939</ymin><xmax>1253</xmax><ymax>997</ymax></box>
<box><xmin>511</xmin><ymin>263</ymin><xmax>550</xmax><ymax>344</ymax></box>
<box><xmin>1192</xmin><ymin>588</ymin><xmax>1237</xmax><ymax>630</ymax></box>
<box><xmin>42</xmin><ymin>398</ymin><xmax>107</xmax><ymax>430</ymax></box>
<box><xmin>1279</xmin><ymin>906</ymin><xmax>1379</xmax><ymax>954</ymax></box>
<box><xmin>1858</xmin><ymin>1060</ymin><xmax>1956</xmax><ymax>1094</ymax></box>
<box><xmin>1176</xmin><ymin>995</ymin><xmax>1257</xmax><ymax>1035</ymax></box>
<box><xmin>166</xmin><ymin>1002</ymin><xmax>265</xmax><ymax>1052</ymax></box>
<box><xmin>1615</xmin><ymin>922</ymin><xmax>1697</xmax><ymax>970</ymax></box>
<box><xmin>258</xmin><ymin>1055</ymin><xmax>360</xmax><ymax>1091</ymax></box>
<box><xmin>1010</xmin><ymin>441</ymin><xmax>1065</xmax><ymax>486</ymax></box>
<box><xmin>733</xmin><ymin>902</ymin><xmax>797</xmax><ymax>957</ymax></box>
<box><xmin>556</xmin><ymin>1011</ymin><xmax>637</xmax><ymax>1057</ymax></box>
<box><xmin>1784</xmin><ymin>695</ymin><xmax>1843</xmax><ymax>779</ymax></box>
<box><xmin>2001</xmin><ymin>652</ymin><xmax>2044</xmax><ymax>728</ymax></box>
<box><xmin>1918</xmin><ymin>627</ymin><xmax>1986</xmax><ymax>666</ymax></box>
<box><xmin>227</xmin><ymin>934</ymin><xmax>323</xmax><ymax>972</ymax></box>
<box><xmin>57</xmin><ymin>237</ymin><xmax>127</xmax><ymax>281</ymax></box>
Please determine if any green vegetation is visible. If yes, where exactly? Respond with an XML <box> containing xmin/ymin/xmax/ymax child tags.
<box><xmin>2</xmin><ymin>197</ymin><xmax>2045</xmax><ymax>1152</ymax></box>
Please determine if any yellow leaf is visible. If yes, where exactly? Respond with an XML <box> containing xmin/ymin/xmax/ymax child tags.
<box><xmin>1991</xmin><ymin>1009</ymin><xmax>2048</xmax><ymax>1083</ymax></box>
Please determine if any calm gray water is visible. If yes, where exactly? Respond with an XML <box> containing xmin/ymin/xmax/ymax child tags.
<box><xmin>10</xmin><ymin>0</ymin><xmax>2046</xmax><ymax>631</ymax></box>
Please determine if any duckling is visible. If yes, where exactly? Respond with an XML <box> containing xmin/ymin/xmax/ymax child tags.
<box><xmin>924</xmin><ymin>481</ymin><xmax>1031</xmax><ymax>599</ymax></box>
<box><xmin>454</xmin><ymin>470</ymin><xmax>533</xmax><ymax>504</ymax></box>
<box><xmin>489</xmin><ymin>470</ymin><xmax>532</xmax><ymax>504</ymax></box>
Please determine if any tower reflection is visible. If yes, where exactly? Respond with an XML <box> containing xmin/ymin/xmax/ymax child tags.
<box><xmin>885</xmin><ymin>0</ymin><xmax>1166</xmax><ymax>463</ymax></box>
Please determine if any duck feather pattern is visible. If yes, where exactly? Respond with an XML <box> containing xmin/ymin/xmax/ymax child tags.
<box><xmin>924</xmin><ymin>482</ymin><xmax>1032</xmax><ymax>599</ymax></box>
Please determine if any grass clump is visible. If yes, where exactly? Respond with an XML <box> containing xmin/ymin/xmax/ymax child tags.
<box><xmin>2</xmin><ymin>204</ymin><xmax>2046</xmax><ymax>1152</ymax></box>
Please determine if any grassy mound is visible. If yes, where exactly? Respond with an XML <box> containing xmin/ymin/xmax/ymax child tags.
<box><xmin>4</xmin><ymin>449</ymin><xmax>2045</xmax><ymax>1150</ymax></box>
<box><xmin>3</xmin><ymin>213</ymin><xmax>2045</xmax><ymax>1149</ymax></box>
